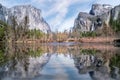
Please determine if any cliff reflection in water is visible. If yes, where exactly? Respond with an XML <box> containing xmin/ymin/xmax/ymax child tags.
<box><xmin>72</xmin><ymin>48</ymin><xmax>120</xmax><ymax>80</ymax></box>
<box><xmin>0</xmin><ymin>43</ymin><xmax>120</xmax><ymax>80</ymax></box>
<box><xmin>0</xmin><ymin>43</ymin><xmax>51</xmax><ymax>79</ymax></box>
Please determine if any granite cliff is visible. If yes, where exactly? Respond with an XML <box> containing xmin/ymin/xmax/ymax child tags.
<box><xmin>73</xmin><ymin>4</ymin><xmax>120</xmax><ymax>33</ymax></box>
<box><xmin>0</xmin><ymin>4</ymin><xmax>51</xmax><ymax>33</ymax></box>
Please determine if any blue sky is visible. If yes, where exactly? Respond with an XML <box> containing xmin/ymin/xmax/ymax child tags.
<box><xmin>0</xmin><ymin>0</ymin><xmax>120</xmax><ymax>32</ymax></box>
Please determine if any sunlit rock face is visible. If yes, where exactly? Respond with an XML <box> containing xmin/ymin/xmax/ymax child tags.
<box><xmin>0</xmin><ymin>4</ymin><xmax>51</xmax><ymax>33</ymax></box>
<box><xmin>8</xmin><ymin>5</ymin><xmax>51</xmax><ymax>32</ymax></box>
<box><xmin>73</xmin><ymin>4</ymin><xmax>113</xmax><ymax>32</ymax></box>
<box><xmin>74</xmin><ymin>12</ymin><xmax>96</xmax><ymax>32</ymax></box>
<box><xmin>89</xmin><ymin>4</ymin><xmax>112</xmax><ymax>16</ymax></box>
<box><xmin>74</xmin><ymin>15</ymin><xmax>103</xmax><ymax>32</ymax></box>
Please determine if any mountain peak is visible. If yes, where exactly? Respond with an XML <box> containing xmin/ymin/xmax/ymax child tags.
<box><xmin>74</xmin><ymin>4</ymin><xmax>120</xmax><ymax>32</ymax></box>
<box><xmin>0</xmin><ymin>3</ymin><xmax>51</xmax><ymax>32</ymax></box>
<box><xmin>89</xmin><ymin>4</ymin><xmax>112</xmax><ymax>16</ymax></box>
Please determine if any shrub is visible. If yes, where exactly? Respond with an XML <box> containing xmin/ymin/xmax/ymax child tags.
<box><xmin>80</xmin><ymin>31</ymin><xmax>98</xmax><ymax>37</ymax></box>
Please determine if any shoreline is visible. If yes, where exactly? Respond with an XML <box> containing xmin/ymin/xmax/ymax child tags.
<box><xmin>1</xmin><ymin>37</ymin><xmax>119</xmax><ymax>44</ymax></box>
<box><xmin>15</xmin><ymin>37</ymin><xmax>118</xmax><ymax>44</ymax></box>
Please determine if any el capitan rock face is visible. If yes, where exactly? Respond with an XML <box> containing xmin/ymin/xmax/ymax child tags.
<box><xmin>0</xmin><ymin>4</ymin><xmax>51</xmax><ymax>32</ymax></box>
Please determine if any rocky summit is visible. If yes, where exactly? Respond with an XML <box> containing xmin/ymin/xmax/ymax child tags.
<box><xmin>89</xmin><ymin>4</ymin><xmax>112</xmax><ymax>16</ymax></box>
<box><xmin>73</xmin><ymin>4</ymin><xmax>120</xmax><ymax>32</ymax></box>
<box><xmin>0</xmin><ymin>4</ymin><xmax>51</xmax><ymax>32</ymax></box>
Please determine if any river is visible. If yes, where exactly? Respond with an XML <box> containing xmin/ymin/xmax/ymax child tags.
<box><xmin>0</xmin><ymin>42</ymin><xmax>120</xmax><ymax>80</ymax></box>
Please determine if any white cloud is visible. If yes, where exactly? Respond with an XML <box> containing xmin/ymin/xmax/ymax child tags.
<box><xmin>32</xmin><ymin>0</ymin><xmax>45</xmax><ymax>3</ymax></box>
<box><xmin>58</xmin><ymin>15</ymin><xmax>76</xmax><ymax>32</ymax></box>
<box><xmin>31</xmin><ymin>0</ymin><xmax>93</xmax><ymax>31</ymax></box>
<box><xmin>1</xmin><ymin>0</ymin><xmax>120</xmax><ymax>32</ymax></box>
<box><xmin>49</xmin><ymin>0</ymin><xmax>120</xmax><ymax>32</ymax></box>
<box><xmin>45</xmin><ymin>0</ymin><xmax>71</xmax><ymax>30</ymax></box>
<box><xmin>95</xmin><ymin>0</ymin><xmax>120</xmax><ymax>6</ymax></box>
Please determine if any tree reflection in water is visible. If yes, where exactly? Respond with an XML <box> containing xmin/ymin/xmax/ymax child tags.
<box><xmin>0</xmin><ymin>43</ymin><xmax>120</xmax><ymax>80</ymax></box>
<box><xmin>110</xmin><ymin>53</ymin><xmax>120</xmax><ymax>79</ymax></box>
<box><xmin>0</xmin><ymin>43</ymin><xmax>51</xmax><ymax>79</ymax></box>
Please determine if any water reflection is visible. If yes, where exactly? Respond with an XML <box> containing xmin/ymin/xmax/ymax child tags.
<box><xmin>0</xmin><ymin>43</ymin><xmax>51</xmax><ymax>79</ymax></box>
<box><xmin>73</xmin><ymin>48</ymin><xmax>120</xmax><ymax>80</ymax></box>
<box><xmin>0</xmin><ymin>43</ymin><xmax>120</xmax><ymax>80</ymax></box>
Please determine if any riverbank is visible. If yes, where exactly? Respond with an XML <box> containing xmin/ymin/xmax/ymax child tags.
<box><xmin>7</xmin><ymin>37</ymin><xmax>119</xmax><ymax>44</ymax></box>
<box><xmin>78</xmin><ymin>37</ymin><xmax>117</xmax><ymax>43</ymax></box>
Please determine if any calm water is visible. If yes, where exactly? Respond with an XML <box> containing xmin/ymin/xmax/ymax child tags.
<box><xmin>0</xmin><ymin>42</ymin><xmax>120</xmax><ymax>80</ymax></box>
